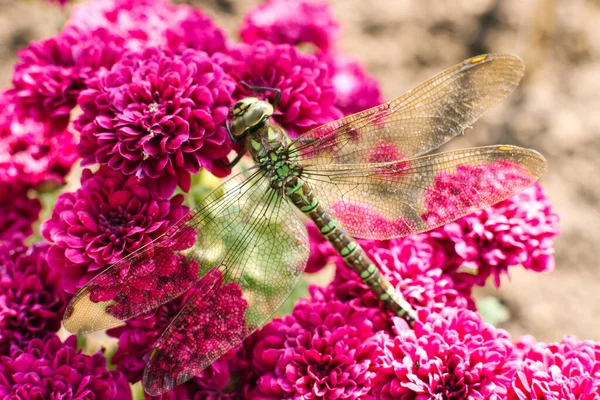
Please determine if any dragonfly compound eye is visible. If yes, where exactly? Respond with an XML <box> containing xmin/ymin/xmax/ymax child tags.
<box><xmin>230</xmin><ymin>98</ymin><xmax>274</xmax><ymax>138</ymax></box>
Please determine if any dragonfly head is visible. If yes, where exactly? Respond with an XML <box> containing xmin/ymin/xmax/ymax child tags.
<box><xmin>229</xmin><ymin>97</ymin><xmax>274</xmax><ymax>141</ymax></box>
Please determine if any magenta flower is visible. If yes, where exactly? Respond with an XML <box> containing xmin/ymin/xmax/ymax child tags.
<box><xmin>0</xmin><ymin>190</ymin><xmax>41</xmax><ymax>242</ymax></box>
<box><xmin>428</xmin><ymin>183</ymin><xmax>560</xmax><ymax>286</ymax></box>
<box><xmin>0</xmin><ymin>92</ymin><xmax>77</xmax><ymax>193</ymax></box>
<box><xmin>68</xmin><ymin>0</ymin><xmax>175</xmax><ymax>51</ymax></box>
<box><xmin>68</xmin><ymin>0</ymin><xmax>226</xmax><ymax>56</ymax></box>
<box><xmin>153</xmin><ymin>379</ymin><xmax>242</xmax><ymax>400</ymax></box>
<box><xmin>0</xmin><ymin>334</ymin><xmax>131</xmax><ymax>399</ymax></box>
<box><xmin>327</xmin><ymin>54</ymin><xmax>384</xmax><ymax>115</ymax></box>
<box><xmin>10</xmin><ymin>26</ymin><xmax>124</xmax><ymax>131</ymax></box>
<box><xmin>41</xmin><ymin>166</ymin><xmax>188</xmax><ymax>293</ymax></box>
<box><xmin>509</xmin><ymin>335</ymin><xmax>600</xmax><ymax>399</ymax></box>
<box><xmin>217</xmin><ymin>41</ymin><xmax>342</xmax><ymax>138</ymax></box>
<box><xmin>76</xmin><ymin>47</ymin><xmax>235</xmax><ymax>198</ymax></box>
<box><xmin>240</xmin><ymin>0</ymin><xmax>340</xmax><ymax>53</ymax></box>
<box><xmin>373</xmin><ymin>308</ymin><xmax>518</xmax><ymax>399</ymax></box>
<box><xmin>0</xmin><ymin>240</ymin><xmax>69</xmax><ymax>355</ymax></box>
<box><xmin>165</xmin><ymin>6</ymin><xmax>228</xmax><ymax>56</ymax></box>
<box><xmin>308</xmin><ymin>226</ymin><xmax>472</xmax><ymax>331</ymax></box>
<box><xmin>248</xmin><ymin>290</ymin><xmax>388</xmax><ymax>399</ymax></box>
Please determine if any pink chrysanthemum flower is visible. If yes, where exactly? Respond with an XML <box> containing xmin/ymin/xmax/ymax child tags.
<box><xmin>0</xmin><ymin>190</ymin><xmax>41</xmax><ymax>242</ymax></box>
<box><xmin>327</xmin><ymin>54</ymin><xmax>384</xmax><ymax>115</ymax></box>
<box><xmin>76</xmin><ymin>47</ymin><xmax>235</xmax><ymax>198</ymax></box>
<box><xmin>0</xmin><ymin>334</ymin><xmax>131</xmax><ymax>399</ymax></box>
<box><xmin>217</xmin><ymin>41</ymin><xmax>342</xmax><ymax>138</ymax></box>
<box><xmin>509</xmin><ymin>335</ymin><xmax>600</xmax><ymax>399</ymax></box>
<box><xmin>373</xmin><ymin>308</ymin><xmax>518</xmax><ymax>399</ymax></box>
<box><xmin>248</xmin><ymin>289</ymin><xmax>389</xmax><ymax>399</ymax></box>
<box><xmin>0</xmin><ymin>240</ymin><xmax>69</xmax><ymax>356</ymax></box>
<box><xmin>68</xmin><ymin>0</ymin><xmax>227</xmax><ymax>56</ymax></box>
<box><xmin>307</xmin><ymin>224</ymin><xmax>471</xmax><ymax>330</ymax></box>
<box><xmin>10</xmin><ymin>27</ymin><xmax>124</xmax><ymax>131</ymax></box>
<box><xmin>330</xmin><ymin>236</ymin><xmax>473</xmax><ymax>332</ymax></box>
<box><xmin>240</xmin><ymin>0</ymin><xmax>340</xmax><ymax>53</ymax></box>
<box><xmin>41</xmin><ymin>166</ymin><xmax>188</xmax><ymax>293</ymax></box>
<box><xmin>428</xmin><ymin>182</ymin><xmax>560</xmax><ymax>286</ymax></box>
<box><xmin>165</xmin><ymin>6</ymin><xmax>228</xmax><ymax>56</ymax></box>
<box><xmin>68</xmin><ymin>0</ymin><xmax>174</xmax><ymax>52</ymax></box>
<box><xmin>0</xmin><ymin>92</ymin><xmax>77</xmax><ymax>193</ymax></box>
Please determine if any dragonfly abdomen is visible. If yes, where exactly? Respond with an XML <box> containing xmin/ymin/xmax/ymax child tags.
<box><xmin>284</xmin><ymin>177</ymin><xmax>417</xmax><ymax>324</ymax></box>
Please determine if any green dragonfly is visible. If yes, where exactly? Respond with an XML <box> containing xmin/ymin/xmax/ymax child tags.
<box><xmin>63</xmin><ymin>54</ymin><xmax>546</xmax><ymax>395</ymax></box>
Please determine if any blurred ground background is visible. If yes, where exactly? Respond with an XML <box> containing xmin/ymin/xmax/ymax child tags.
<box><xmin>0</xmin><ymin>0</ymin><xmax>598</xmax><ymax>342</ymax></box>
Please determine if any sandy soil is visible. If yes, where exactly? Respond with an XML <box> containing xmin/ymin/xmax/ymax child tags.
<box><xmin>1</xmin><ymin>0</ymin><xmax>599</xmax><ymax>342</ymax></box>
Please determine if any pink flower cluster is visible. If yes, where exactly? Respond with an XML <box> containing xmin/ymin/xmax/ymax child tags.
<box><xmin>510</xmin><ymin>335</ymin><xmax>600</xmax><ymax>399</ymax></box>
<box><xmin>0</xmin><ymin>92</ymin><xmax>77</xmax><ymax>197</ymax></box>
<box><xmin>248</xmin><ymin>291</ymin><xmax>387</xmax><ymax>399</ymax></box>
<box><xmin>0</xmin><ymin>0</ymin><xmax>589</xmax><ymax>399</ymax></box>
<box><xmin>0</xmin><ymin>334</ymin><xmax>131</xmax><ymax>399</ymax></box>
<box><xmin>239</xmin><ymin>0</ymin><xmax>383</xmax><ymax>116</ymax></box>
<box><xmin>76</xmin><ymin>47</ymin><xmax>235</xmax><ymax>197</ymax></box>
<box><xmin>41</xmin><ymin>166</ymin><xmax>188</xmax><ymax>293</ymax></box>
<box><xmin>0</xmin><ymin>240</ymin><xmax>69</xmax><ymax>355</ymax></box>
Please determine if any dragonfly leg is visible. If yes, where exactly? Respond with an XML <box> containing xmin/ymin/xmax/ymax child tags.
<box><xmin>226</xmin><ymin>150</ymin><xmax>246</xmax><ymax>169</ymax></box>
<box><xmin>239</xmin><ymin>81</ymin><xmax>282</xmax><ymax>109</ymax></box>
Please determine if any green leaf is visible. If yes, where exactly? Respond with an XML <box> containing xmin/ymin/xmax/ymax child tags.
<box><xmin>477</xmin><ymin>296</ymin><xmax>510</xmax><ymax>326</ymax></box>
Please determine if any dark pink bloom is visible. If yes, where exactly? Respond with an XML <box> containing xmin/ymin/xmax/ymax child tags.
<box><xmin>68</xmin><ymin>0</ymin><xmax>226</xmax><ymax>56</ymax></box>
<box><xmin>217</xmin><ymin>41</ymin><xmax>342</xmax><ymax>138</ymax></box>
<box><xmin>327</xmin><ymin>54</ymin><xmax>384</xmax><ymax>115</ymax></box>
<box><xmin>331</xmin><ymin>236</ymin><xmax>473</xmax><ymax>332</ymax></box>
<box><xmin>509</xmin><ymin>335</ymin><xmax>600</xmax><ymax>399</ymax></box>
<box><xmin>373</xmin><ymin>308</ymin><xmax>517</xmax><ymax>399</ymax></box>
<box><xmin>308</xmin><ymin>224</ymin><xmax>472</xmax><ymax>331</ymax></box>
<box><xmin>0</xmin><ymin>190</ymin><xmax>41</xmax><ymax>242</ymax></box>
<box><xmin>0</xmin><ymin>240</ymin><xmax>69</xmax><ymax>355</ymax></box>
<box><xmin>165</xmin><ymin>6</ymin><xmax>228</xmax><ymax>55</ymax></box>
<box><xmin>428</xmin><ymin>183</ymin><xmax>560</xmax><ymax>286</ymax></box>
<box><xmin>248</xmin><ymin>290</ymin><xmax>388</xmax><ymax>399</ymax></box>
<box><xmin>76</xmin><ymin>47</ymin><xmax>235</xmax><ymax>198</ymax></box>
<box><xmin>240</xmin><ymin>0</ymin><xmax>340</xmax><ymax>53</ymax></box>
<box><xmin>152</xmin><ymin>379</ymin><xmax>242</xmax><ymax>400</ymax></box>
<box><xmin>0</xmin><ymin>92</ymin><xmax>77</xmax><ymax>194</ymax></box>
<box><xmin>10</xmin><ymin>26</ymin><xmax>124</xmax><ymax>131</ymax></box>
<box><xmin>41</xmin><ymin>166</ymin><xmax>188</xmax><ymax>293</ymax></box>
<box><xmin>0</xmin><ymin>334</ymin><xmax>131</xmax><ymax>399</ymax></box>
<box><xmin>68</xmin><ymin>0</ymin><xmax>175</xmax><ymax>51</ymax></box>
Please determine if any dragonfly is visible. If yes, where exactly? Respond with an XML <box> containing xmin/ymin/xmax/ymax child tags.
<box><xmin>63</xmin><ymin>54</ymin><xmax>546</xmax><ymax>395</ymax></box>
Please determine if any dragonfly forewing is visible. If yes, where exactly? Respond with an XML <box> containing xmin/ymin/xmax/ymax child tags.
<box><xmin>291</xmin><ymin>54</ymin><xmax>525</xmax><ymax>166</ymax></box>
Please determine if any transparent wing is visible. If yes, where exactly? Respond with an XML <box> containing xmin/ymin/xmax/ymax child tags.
<box><xmin>289</xmin><ymin>54</ymin><xmax>524</xmax><ymax>165</ymax></box>
<box><xmin>63</xmin><ymin>168</ymin><xmax>306</xmax><ymax>333</ymax></box>
<box><xmin>143</xmin><ymin>185</ymin><xmax>309</xmax><ymax>396</ymax></box>
<box><xmin>301</xmin><ymin>145</ymin><xmax>546</xmax><ymax>240</ymax></box>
